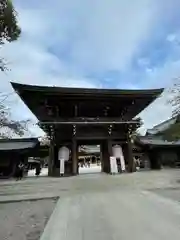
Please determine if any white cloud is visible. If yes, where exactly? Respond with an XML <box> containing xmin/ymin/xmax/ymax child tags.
<box><xmin>144</xmin><ymin>60</ymin><xmax>180</xmax><ymax>88</ymax></box>
<box><xmin>2</xmin><ymin>0</ymin><xmax>158</xmax><ymax>82</ymax></box>
<box><xmin>167</xmin><ymin>34</ymin><xmax>177</xmax><ymax>42</ymax></box>
<box><xmin>0</xmin><ymin>0</ymin><xmax>180</xmax><ymax>137</ymax></box>
<box><xmin>137</xmin><ymin>58</ymin><xmax>150</xmax><ymax>67</ymax></box>
<box><xmin>68</xmin><ymin>0</ymin><xmax>157</xmax><ymax>73</ymax></box>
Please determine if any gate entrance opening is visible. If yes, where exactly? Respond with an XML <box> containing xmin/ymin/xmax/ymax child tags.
<box><xmin>78</xmin><ymin>144</ymin><xmax>101</xmax><ymax>175</ymax></box>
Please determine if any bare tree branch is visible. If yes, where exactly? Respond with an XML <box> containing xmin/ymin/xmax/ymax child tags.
<box><xmin>0</xmin><ymin>0</ymin><xmax>21</xmax><ymax>71</ymax></box>
<box><xmin>0</xmin><ymin>103</ymin><xmax>31</xmax><ymax>138</ymax></box>
<box><xmin>167</xmin><ymin>77</ymin><xmax>180</xmax><ymax>117</ymax></box>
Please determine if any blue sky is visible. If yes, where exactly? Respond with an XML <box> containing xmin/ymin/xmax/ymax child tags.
<box><xmin>1</xmin><ymin>0</ymin><xmax>180</xmax><ymax>136</ymax></box>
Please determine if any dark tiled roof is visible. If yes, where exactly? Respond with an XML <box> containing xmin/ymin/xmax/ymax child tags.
<box><xmin>146</xmin><ymin>117</ymin><xmax>177</xmax><ymax>135</ymax></box>
<box><xmin>11</xmin><ymin>82</ymin><xmax>164</xmax><ymax>122</ymax></box>
<box><xmin>11</xmin><ymin>82</ymin><xmax>163</xmax><ymax>97</ymax></box>
<box><xmin>136</xmin><ymin>136</ymin><xmax>180</xmax><ymax>146</ymax></box>
<box><xmin>0</xmin><ymin>138</ymin><xmax>39</xmax><ymax>151</ymax></box>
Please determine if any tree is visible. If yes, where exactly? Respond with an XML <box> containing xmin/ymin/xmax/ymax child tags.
<box><xmin>162</xmin><ymin>122</ymin><xmax>180</xmax><ymax>141</ymax></box>
<box><xmin>0</xmin><ymin>102</ymin><xmax>31</xmax><ymax>138</ymax></box>
<box><xmin>0</xmin><ymin>0</ymin><xmax>21</xmax><ymax>71</ymax></box>
<box><xmin>167</xmin><ymin>77</ymin><xmax>180</xmax><ymax>117</ymax></box>
<box><xmin>39</xmin><ymin>135</ymin><xmax>50</xmax><ymax>146</ymax></box>
<box><xmin>166</xmin><ymin>78</ymin><xmax>180</xmax><ymax>140</ymax></box>
<box><xmin>0</xmin><ymin>1</ymin><xmax>25</xmax><ymax>138</ymax></box>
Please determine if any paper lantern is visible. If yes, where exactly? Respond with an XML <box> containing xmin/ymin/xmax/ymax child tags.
<box><xmin>58</xmin><ymin>146</ymin><xmax>70</xmax><ymax>161</ymax></box>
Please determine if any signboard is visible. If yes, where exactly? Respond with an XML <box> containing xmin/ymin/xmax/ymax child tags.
<box><xmin>110</xmin><ymin>156</ymin><xmax>118</xmax><ymax>174</ymax></box>
<box><xmin>112</xmin><ymin>145</ymin><xmax>126</xmax><ymax>171</ymax></box>
<box><xmin>60</xmin><ymin>159</ymin><xmax>65</xmax><ymax>174</ymax></box>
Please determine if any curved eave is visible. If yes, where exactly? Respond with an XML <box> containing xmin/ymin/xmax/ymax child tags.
<box><xmin>0</xmin><ymin>138</ymin><xmax>40</xmax><ymax>151</ymax></box>
<box><xmin>11</xmin><ymin>82</ymin><xmax>163</xmax><ymax>97</ymax></box>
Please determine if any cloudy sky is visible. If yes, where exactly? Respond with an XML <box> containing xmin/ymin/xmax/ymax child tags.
<box><xmin>1</xmin><ymin>0</ymin><xmax>180</xmax><ymax>136</ymax></box>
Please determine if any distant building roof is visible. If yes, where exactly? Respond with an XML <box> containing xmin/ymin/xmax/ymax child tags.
<box><xmin>79</xmin><ymin>145</ymin><xmax>100</xmax><ymax>154</ymax></box>
<box><xmin>0</xmin><ymin>138</ymin><xmax>39</xmax><ymax>151</ymax></box>
<box><xmin>146</xmin><ymin>116</ymin><xmax>178</xmax><ymax>135</ymax></box>
<box><xmin>136</xmin><ymin>136</ymin><xmax>180</xmax><ymax>147</ymax></box>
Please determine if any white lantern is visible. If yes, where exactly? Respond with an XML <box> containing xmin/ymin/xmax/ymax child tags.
<box><xmin>58</xmin><ymin>146</ymin><xmax>70</xmax><ymax>161</ymax></box>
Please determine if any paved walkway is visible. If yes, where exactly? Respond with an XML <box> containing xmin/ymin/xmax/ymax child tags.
<box><xmin>0</xmin><ymin>169</ymin><xmax>180</xmax><ymax>202</ymax></box>
<box><xmin>1</xmin><ymin>169</ymin><xmax>180</xmax><ymax>239</ymax></box>
<box><xmin>39</xmin><ymin>169</ymin><xmax>180</xmax><ymax>240</ymax></box>
<box><xmin>41</xmin><ymin>188</ymin><xmax>180</xmax><ymax>240</ymax></box>
<box><xmin>0</xmin><ymin>169</ymin><xmax>179</xmax><ymax>203</ymax></box>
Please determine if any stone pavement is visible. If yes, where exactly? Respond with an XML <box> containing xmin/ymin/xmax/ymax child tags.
<box><xmin>0</xmin><ymin>169</ymin><xmax>179</xmax><ymax>203</ymax></box>
<box><xmin>1</xmin><ymin>169</ymin><xmax>180</xmax><ymax>239</ymax></box>
<box><xmin>0</xmin><ymin>169</ymin><xmax>180</xmax><ymax>203</ymax></box>
<box><xmin>41</xmin><ymin>189</ymin><xmax>180</xmax><ymax>240</ymax></box>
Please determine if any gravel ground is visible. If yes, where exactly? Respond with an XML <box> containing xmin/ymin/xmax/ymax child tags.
<box><xmin>0</xmin><ymin>198</ymin><xmax>57</xmax><ymax>240</ymax></box>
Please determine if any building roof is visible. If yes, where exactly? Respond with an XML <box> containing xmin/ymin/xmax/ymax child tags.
<box><xmin>136</xmin><ymin>136</ymin><xmax>180</xmax><ymax>147</ymax></box>
<box><xmin>79</xmin><ymin>145</ymin><xmax>100</xmax><ymax>153</ymax></box>
<box><xmin>11</xmin><ymin>82</ymin><xmax>163</xmax><ymax>97</ymax></box>
<box><xmin>146</xmin><ymin>116</ymin><xmax>177</xmax><ymax>135</ymax></box>
<box><xmin>0</xmin><ymin>138</ymin><xmax>39</xmax><ymax>151</ymax></box>
<box><xmin>11</xmin><ymin>82</ymin><xmax>163</xmax><ymax>122</ymax></box>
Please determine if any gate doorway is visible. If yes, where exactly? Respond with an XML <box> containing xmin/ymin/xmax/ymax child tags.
<box><xmin>78</xmin><ymin>143</ymin><xmax>101</xmax><ymax>174</ymax></box>
<box><xmin>76</xmin><ymin>139</ymin><xmax>111</xmax><ymax>175</ymax></box>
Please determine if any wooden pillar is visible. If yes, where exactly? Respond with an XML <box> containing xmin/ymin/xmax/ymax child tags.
<box><xmin>101</xmin><ymin>141</ymin><xmax>106</xmax><ymax>173</ymax></box>
<box><xmin>48</xmin><ymin>140</ymin><xmax>55</xmax><ymax>176</ymax></box>
<box><xmin>108</xmin><ymin>139</ymin><xmax>112</xmax><ymax>156</ymax></box>
<box><xmin>127</xmin><ymin>136</ymin><xmax>135</xmax><ymax>173</ymax></box>
<box><xmin>72</xmin><ymin>138</ymin><xmax>78</xmax><ymax>175</ymax></box>
<box><xmin>100</xmin><ymin>143</ymin><xmax>104</xmax><ymax>172</ymax></box>
<box><xmin>101</xmin><ymin>140</ymin><xmax>111</xmax><ymax>173</ymax></box>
